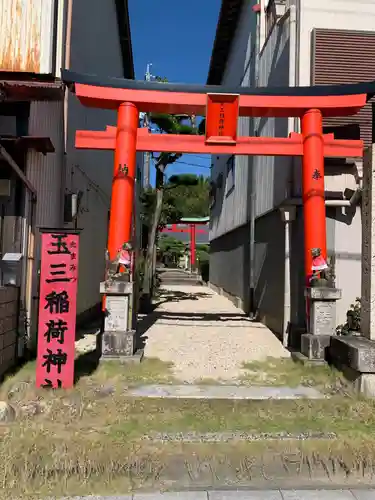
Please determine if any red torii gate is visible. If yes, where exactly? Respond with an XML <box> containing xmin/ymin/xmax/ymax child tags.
<box><xmin>63</xmin><ymin>70</ymin><xmax>371</xmax><ymax>280</ymax></box>
<box><xmin>161</xmin><ymin>218</ymin><xmax>209</xmax><ymax>268</ymax></box>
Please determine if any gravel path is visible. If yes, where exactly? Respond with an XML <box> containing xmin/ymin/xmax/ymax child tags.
<box><xmin>143</xmin><ymin>284</ymin><xmax>289</xmax><ymax>382</ymax></box>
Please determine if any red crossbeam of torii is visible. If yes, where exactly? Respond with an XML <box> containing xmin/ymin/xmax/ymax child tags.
<box><xmin>63</xmin><ymin>70</ymin><xmax>371</xmax><ymax>279</ymax></box>
<box><xmin>75</xmin><ymin>126</ymin><xmax>361</xmax><ymax>158</ymax></box>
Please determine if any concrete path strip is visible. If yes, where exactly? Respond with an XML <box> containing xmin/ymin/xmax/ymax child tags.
<box><xmin>129</xmin><ymin>384</ymin><xmax>326</xmax><ymax>400</ymax></box>
<box><xmin>61</xmin><ymin>488</ymin><xmax>375</xmax><ymax>499</ymax></box>
<box><xmin>142</xmin><ymin>430</ymin><xmax>337</xmax><ymax>443</ymax></box>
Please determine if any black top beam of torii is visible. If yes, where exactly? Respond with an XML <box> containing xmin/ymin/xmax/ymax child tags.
<box><xmin>62</xmin><ymin>70</ymin><xmax>375</xmax><ymax>101</ymax></box>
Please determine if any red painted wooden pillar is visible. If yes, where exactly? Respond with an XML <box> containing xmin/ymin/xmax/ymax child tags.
<box><xmin>190</xmin><ymin>224</ymin><xmax>196</xmax><ymax>270</ymax></box>
<box><xmin>108</xmin><ymin>102</ymin><xmax>138</xmax><ymax>259</ymax></box>
<box><xmin>301</xmin><ymin>109</ymin><xmax>327</xmax><ymax>278</ymax></box>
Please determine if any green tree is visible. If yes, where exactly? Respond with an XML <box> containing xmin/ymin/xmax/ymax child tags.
<box><xmin>141</xmin><ymin>175</ymin><xmax>209</xmax><ymax>233</ymax></box>
<box><xmin>158</xmin><ymin>235</ymin><xmax>185</xmax><ymax>267</ymax></box>
<box><xmin>168</xmin><ymin>175</ymin><xmax>210</xmax><ymax>218</ymax></box>
<box><xmin>141</xmin><ymin>98</ymin><xmax>199</xmax><ymax>300</ymax></box>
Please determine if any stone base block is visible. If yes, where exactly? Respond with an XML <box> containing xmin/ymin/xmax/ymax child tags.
<box><xmin>330</xmin><ymin>335</ymin><xmax>375</xmax><ymax>373</ymax></box>
<box><xmin>101</xmin><ymin>330</ymin><xmax>137</xmax><ymax>359</ymax></box>
<box><xmin>335</xmin><ymin>365</ymin><xmax>375</xmax><ymax>397</ymax></box>
<box><xmin>101</xmin><ymin>348</ymin><xmax>144</xmax><ymax>364</ymax></box>
<box><xmin>301</xmin><ymin>333</ymin><xmax>331</xmax><ymax>361</ymax></box>
<box><xmin>100</xmin><ymin>280</ymin><xmax>133</xmax><ymax>295</ymax></box>
<box><xmin>291</xmin><ymin>351</ymin><xmax>326</xmax><ymax>366</ymax></box>
<box><xmin>305</xmin><ymin>287</ymin><xmax>342</xmax><ymax>300</ymax></box>
<box><xmin>360</xmin><ymin>374</ymin><xmax>375</xmax><ymax>397</ymax></box>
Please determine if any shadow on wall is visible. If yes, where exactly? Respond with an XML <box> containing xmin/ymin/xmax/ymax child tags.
<box><xmin>289</xmin><ymin>207</ymin><xmax>306</xmax><ymax>332</ymax></box>
<box><xmin>253</xmin><ymin>210</ymin><xmax>285</xmax><ymax>337</ymax></box>
<box><xmin>288</xmin><ymin>205</ymin><xmax>359</xmax><ymax>335</ymax></box>
<box><xmin>209</xmin><ymin>223</ymin><xmax>250</xmax><ymax>314</ymax></box>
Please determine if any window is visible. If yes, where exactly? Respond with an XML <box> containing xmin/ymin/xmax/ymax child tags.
<box><xmin>226</xmin><ymin>155</ymin><xmax>235</xmax><ymax>195</ymax></box>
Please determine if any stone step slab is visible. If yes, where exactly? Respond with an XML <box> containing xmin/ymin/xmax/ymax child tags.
<box><xmin>129</xmin><ymin>384</ymin><xmax>326</xmax><ymax>400</ymax></box>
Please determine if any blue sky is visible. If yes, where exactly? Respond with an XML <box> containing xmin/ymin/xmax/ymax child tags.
<box><xmin>128</xmin><ymin>0</ymin><xmax>221</xmax><ymax>185</ymax></box>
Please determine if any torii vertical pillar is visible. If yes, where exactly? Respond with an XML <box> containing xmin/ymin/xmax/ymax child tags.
<box><xmin>190</xmin><ymin>224</ymin><xmax>196</xmax><ymax>271</ymax></box>
<box><xmin>108</xmin><ymin>102</ymin><xmax>138</xmax><ymax>258</ymax></box>
<box><xmin>300</xmin><ymin>109</ymin><xmax>341</xmax><ymax>361</ymax></box>
<box><xmin>101</xmin><ymin>102</ymin><xmax>140</xmax><ymax>362</ymax></box>
<box><xmin>301</xmin><ymin>109</ymin><xmax>327</xmax><ymax>276</ymax></box>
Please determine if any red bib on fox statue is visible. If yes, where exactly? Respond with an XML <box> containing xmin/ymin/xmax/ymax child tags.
<box><xmin>311</xmin><ymin>254</ymin><xmax>328</xmax><ymax>272</ymax></box>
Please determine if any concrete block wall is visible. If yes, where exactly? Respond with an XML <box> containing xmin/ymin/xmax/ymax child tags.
<box><xmin>0</xmin><ymin>286</ymin><xmax>19</xmax><ymax>378</ymax></box>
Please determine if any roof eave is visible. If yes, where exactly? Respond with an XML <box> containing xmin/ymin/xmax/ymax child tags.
<box><xmin>115</xmin><ymin>0</ymin><xmax>135</xmax><ymax>80</ymax></box>
<box><xmin>207</xmin><ymin>0</ymin><xmax>245</xmax><ymax>85</ymax></box>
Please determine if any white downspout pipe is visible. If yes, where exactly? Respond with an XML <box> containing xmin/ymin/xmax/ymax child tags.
<box><xmin>325</xmin><ymin>200</ymin><xmax>352</xmax><ymax>207</ymax></box>
<box><xmin>249</xmin><ymin>1</ymin><xmax>262</xmax><ymax>319</ymax></box>
<box><xmin>282</xmin><ymin>4</ymin><xmax>297</xmax><ymax>344</ymax></box>
<box><xmin>285</xmin><ymin>192</ymin><xmax>362</xmax><ymax>207</ymax></box>
<box><xmin>280</xmin><ymin>206</ymin><xmax>296</xmax><ymax>347</ymax></box>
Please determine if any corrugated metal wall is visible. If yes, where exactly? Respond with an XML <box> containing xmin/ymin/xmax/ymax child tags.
<box><xmin>26</xmin><ymin>100</ymin><xmax>65</xmax><ymax>231</ymax></box>
<box><xmin>312</xmin><ymin>29</ymin><xmax>375</xmax><ymax>147</ymax></box>
<box><xmin>26</xmin><ymin>99</ymin><xmax>65</xmax><ymax>340</ymax></box>
<box><xmin>253</xmin><ymin>9</ymin><xmax>292</xmax><ymax>217</ymax></box>
<box><xmin>0</xmin><ymin>0</ymin><xmax>57</xmax><ymax>74</ymax></box>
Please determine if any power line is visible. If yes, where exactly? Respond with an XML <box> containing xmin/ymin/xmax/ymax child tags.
<box><xmin>175</xmin><ymin>160</ymin><xmax>211</xmax><ymax>169</ymax></box>
<box><xmin>188</xmin><ymin>154</ymin><xmax>212</xmax><ymax>160</ymax></box>
<box><xmin>72</xmin><ymin>164</ymin><xmax>110</xmax><ymax>207</ymax></box>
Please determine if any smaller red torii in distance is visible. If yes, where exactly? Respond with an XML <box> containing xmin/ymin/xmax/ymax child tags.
<box><xmin>161</xmin><ymin>218</ymin><xmax>209</xmax><ymax>269</ymax></box>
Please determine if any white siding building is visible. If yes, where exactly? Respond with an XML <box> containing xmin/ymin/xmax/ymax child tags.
<box><xmin>208</xmin><ymin>0</ymin><xmax>375</xmax><ymax>341</ymax></box>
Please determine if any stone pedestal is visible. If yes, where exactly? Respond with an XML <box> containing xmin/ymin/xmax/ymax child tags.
<box><xmin>100</xmin><ymin>280</ymin><xmax>142</xmax><ymax>363</ymax></box>
<box><xmin>300</xmin><ymin>287</ymin><xmax>341</xmax><ymax>361</ymax></box>
<box><xmin>329</xmin><ymin>335</ymin><xmax>375</xmax><ymax>397</ymax></box>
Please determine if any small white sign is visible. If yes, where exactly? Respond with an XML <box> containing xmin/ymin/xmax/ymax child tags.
<box><xmin>106</xmin><ymin>295</ymin><xmax>129</xmax><ymax>332</ymax></box>
<box><xmin>2</xmin><ymin>253</ymin><xmax>23</xmax><ymax>262</ymax></box>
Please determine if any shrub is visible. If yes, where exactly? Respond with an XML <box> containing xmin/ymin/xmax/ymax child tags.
<box><xmin>199</xmin><ymin>256</ymin><xmax>209</xmax><ymax>283</ymax></box>
<box><xmin>336</xmin><ymin>297</ymin><xmax>361</xmax><ymax>336</ymax></box>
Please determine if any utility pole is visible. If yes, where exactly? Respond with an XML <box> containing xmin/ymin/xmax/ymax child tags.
<box><xmin>143</xmin><ymin>63</ymin><xmax>153</xmax><ymax>188</ymax></box>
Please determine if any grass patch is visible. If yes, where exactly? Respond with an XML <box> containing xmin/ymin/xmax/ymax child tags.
<box><xmin>81</xmin><ymin>356</ymin><xmax>176</xmax><ymax>387</ymax></box>
<box><xmin>0</xmin><ymin>357</ymin><xmax>373</xmax><ymax>497</ymax></box>
<box><xmin>3</xmin><ymin>433</ymin><xmax>375</xmax><ymax>497</ymax></box>
<box><xmin>0</xmin><ymin>356</ymin><xmax>175</xmax><ymax>403</ymax></box>
<box><xmin>241</xmin><ymin>357</ymin><xmax>344</xmax><ymax>391</ymax></box>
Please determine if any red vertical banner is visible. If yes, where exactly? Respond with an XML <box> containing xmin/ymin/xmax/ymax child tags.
<box><xmin>36</xmin><ymin>230</ymin><xmax>80</xmax><ymax>389</ymax></box>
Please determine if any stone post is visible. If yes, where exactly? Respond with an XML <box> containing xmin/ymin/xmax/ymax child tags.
<box><xmin>301</xmin><ymin>287</ymin><xmax>341</xmax><ymax>361</ymax></box>
<box><xmin>100</xmin><ymin>279</ymin><xmax>142</xmax><ymax>362</ymax></box>
<box><xmin>325</xmin><ymin>147</ymin><xmax>375</xmax><ymax>396</ymax></box>
<box><xmin>361</xmin><ymin>146</ymin><xmax>375</xmax><ymax>340</ymax></box>
<box><xmin>321</xmin><ymin>146</ymin><xmax>375</xmax><ymax>397</ymax></box>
